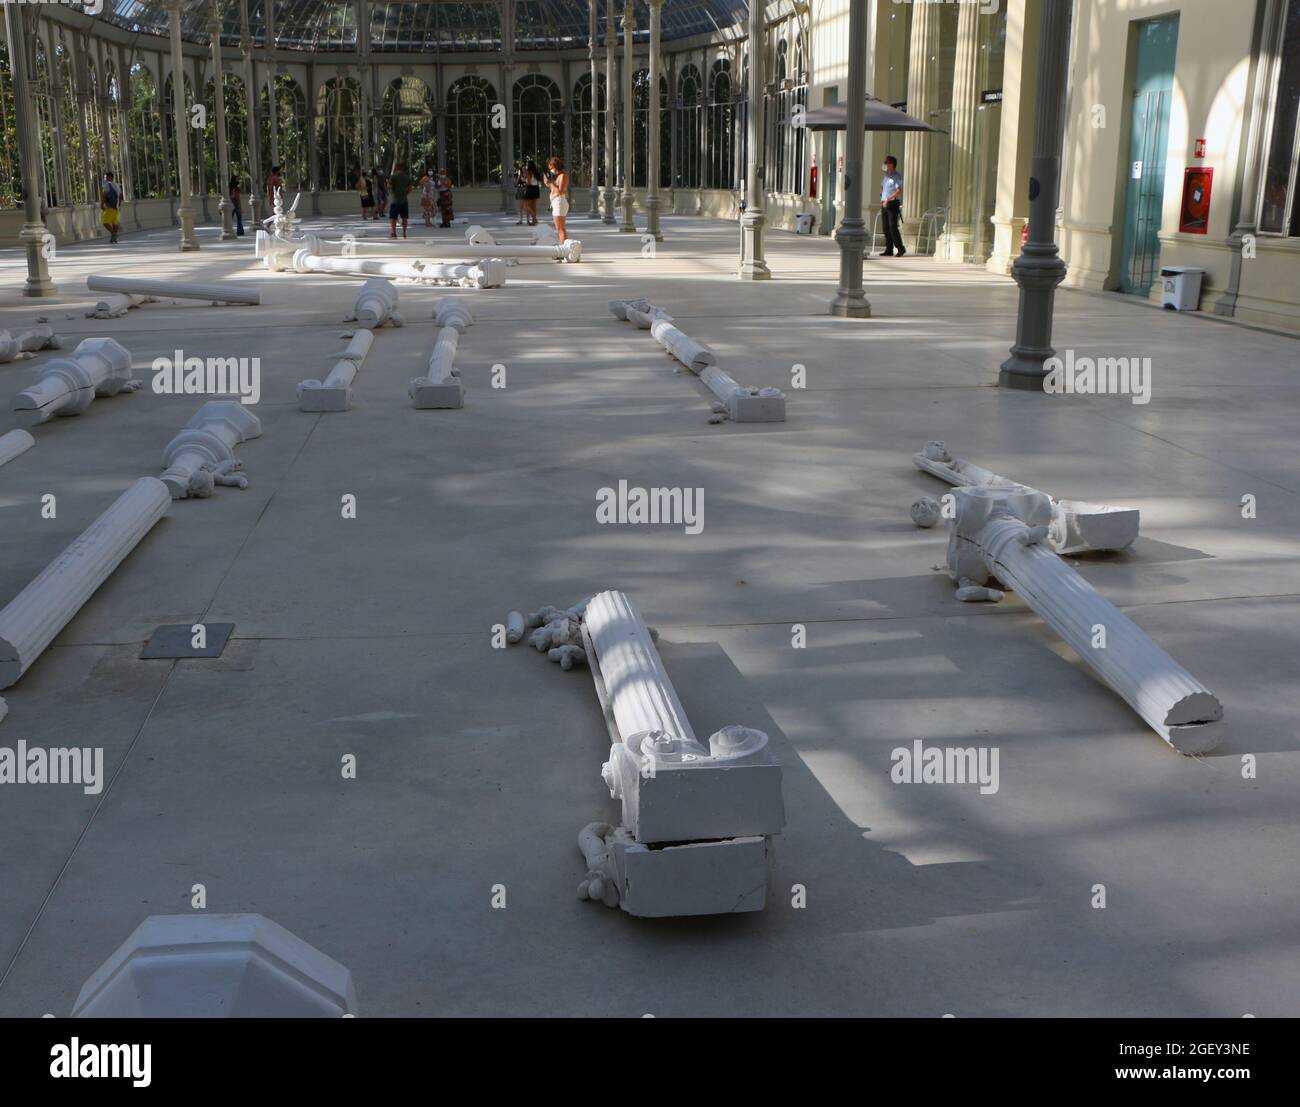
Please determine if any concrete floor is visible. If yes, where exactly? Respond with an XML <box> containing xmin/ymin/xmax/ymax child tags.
<box><xmin>0</xmin><ymin>211</ymin><xmax>1297</xmax><ymax>1017</ymax></box>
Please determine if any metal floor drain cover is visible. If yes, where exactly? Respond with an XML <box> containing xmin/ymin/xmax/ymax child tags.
<box><xmin>140</xmin><ymin>623</ymin><xmax>235</xmax><ymax>659</ymax></box>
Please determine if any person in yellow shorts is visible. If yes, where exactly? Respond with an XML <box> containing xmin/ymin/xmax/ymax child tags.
<box><xmin>100</xmin><ymin>172</ymin><xmax>121</xmax><ymax>244</ymax></box>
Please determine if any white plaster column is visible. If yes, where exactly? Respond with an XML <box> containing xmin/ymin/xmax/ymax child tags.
<box><xmin>13</xmin><ymin>338</ymin><xmax>141</xmax><ymax>425</ymax></box>
<box><xmin>937</xmin><ymin>0</ymin><xmax>983</xmax><ymax>261</ymax></box>
<box><xmin>209</xmin><ymin>6</ymin><xmax>236</xmax><ymax>239</ymax></box>
<box><xmin>644</xmin><ymin>0</ymin><xmax>663</xmax><ymax>240</ymax></box>
<box><xmin>986</xmin><ymin>0</ymin><xmax>1040</xmax><ymax>274</ymax></box>
<box><xmin>738</xmin><ymin>0</ymin><xmax>769</xmax><ymax>280</ymax></box>
<box><xmin>589</xmin><ymin>0</ymin><xmax>600</xmax><ymax>215</ymax></box>
<box><xmin>901</xmin><ymin>0</ymin><xmax>942</xmax><ymax>244</ymax></box>
<box><xmin>602</xmin><ymin>0</ymin><xmax>617</xmax><ymax>223</ymax></box>
<box><xmin>165</xmin><ymin>0</ymin><xmax>200</xmax><ymax>249</ymax></box>
<box><xmin>618</xmin><ymin>0</ymin><xmax>636</xmax><ymax>231</ymax></box>
<box><xmin>3</xmin><ymin>5</ymin><xmax>56</xmax><ymax>295</ymax></box>
<box><xmin>0</xmin><ymin>479</ymin><xmax>171</xmax><ymax>690</ymax></box>
<box><xmin>830</xmin><ymin>0</ymin><xmax>870</xmax><ymax>316</ymax></box>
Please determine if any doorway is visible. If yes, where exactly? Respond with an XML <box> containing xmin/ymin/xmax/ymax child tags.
<box><xmin>1118</xmin><ymin>14</ymin><xmax>1180</xmax><ymax>295</ymax></box>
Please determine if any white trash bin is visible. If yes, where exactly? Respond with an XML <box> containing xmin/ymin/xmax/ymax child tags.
<box><xmin>1160</xmin><ymin>266</ymin><xmax>1203</xmax><ymax>311</ymax></box>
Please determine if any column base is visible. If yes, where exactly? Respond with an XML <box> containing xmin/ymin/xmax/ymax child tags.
<box><xmin>737</xmin><ymin>263</ymin><xmax>772</xmax><ymax>282</ymax></box>
<box><xmin>618</xmin><ymin>191</ymin><xmax>636</xmax><ymax>232</ymax></box>
<box><xmin>645</xmin><ymin>195</ymin><xmax>663</xmax><ymax>241</ymax></box>
<box><xmin>601</xmin><ymin>188</ymin><xmax>617</xmax><ymax>225</ymax></box>
<box><xmin>998</xmin><ymin>355</ymin><xmax>1050</xmax><ymax>391</ymax></box>
<box><xmin>830</xmin><ymin>295</ymin><xmax>871</xmax><ymax>318</ymax></box>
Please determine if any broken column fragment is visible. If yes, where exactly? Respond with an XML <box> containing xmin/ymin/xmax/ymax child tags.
<box><xmin>409</xmin><ymin>327</ymin><xmax>465</xmax><ymax>409</ymax></box>
<box><xmin>13</xmin><ymin>338</ymin><xmax>142</xmax><ymax>426</ymax></box>
<box><xmin>160</xmin><ymin>401</ymin><xmax>262</xmax><ymax>498</ymax></box>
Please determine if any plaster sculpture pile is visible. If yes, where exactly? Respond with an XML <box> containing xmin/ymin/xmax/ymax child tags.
<box><xmin>346</xmin><ymin>279</ymin><xmax>403</xmax><ymax>329</ymax></box>
<box><xmin>0</xmin><ymin>477</ymin><xmax>171</xmax><ymax>690</ymax></box>
<box><xmin>160</xmin><ymin>400</ymin><xmax>261</xmax><ymax>498</ymax></box>
<box><xmin>502</xmin><ymin>598</ymin><xmax>592</xmax><ymax>669</ymax></box>
<box><xmin>86</xmin><ymin>293</ymin><xmax>157</xmax><ymax>319</ymax></box>
<box><xmin>578</xmin><ymin>590</ymin><xmax>785</xmax><ymax>916</ymax></box>
<box><xmin>466</xmin><ymin>224</ymin><xmax>560</xmax><ymax>247</ymax></box>
<box><xmin>608</xmin><ymin>298</ymin><xmax>787</xmax><ymax>423</ymax></box>
<box><xmin>72</xmin><ymin>914</ymin><xmax>358</xmax><ymax>1017</ymax></box>
<box><xmin>913</xmin><ymin>440</ymin><xmax>1139</xmax><ymax>555</ymax></box>
<box><xmin>408</xmin><ymin>300</ymin><xmax>474</xmax><ymax>409</ymax></box>
<box><xmin>0</xmin><ymin>429</ymin><xmax>35</xmax><ymax>469</ymax></box>
<box><xmin>283</xmin><ymin>249</ymin><xmax>508</xmax><ymax>289</ymax></box>
<box><xmin>945</xmin><ymin>485</ymin><xmax>1223</xmax><ymax>754</ymax></box>
<box><xmin>298</xmin><ymin>329</ymin><xmax>374</xmax><ymax>412</ymax></box>
<box><xmin>13</xmin><ymin>338</ymin><xmax>142</xmax><ymax>426</ymax></box>
<box><xmin>86</xmin><ymin>275</ymin><xmax>260</xmax><ymax>306</ymax></box>
<box><xmin>0</xmin><ymin>325</ymin><xmax>61</xmax><ymax>362</ymax></box>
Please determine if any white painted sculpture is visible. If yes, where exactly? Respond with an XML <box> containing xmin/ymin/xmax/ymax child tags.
<box><xmin>348</xmin><ymin>279</ymin><xmax>402</xmax><ymax>329</ymax></box>
<box><xmin>946</xmin><ymin>485</ymin><xmax>1223</xmax><ymax>754</ymax></box>
<box><xmin>86</xmin><ymin>274</ymin><xmax>260</xmax><ymax>306</ymax></box>
<box><xmin>434</xmin><ymin>299</ymin><xmax>474</xmax><ymax>332</ymax></box>
<box><xmin>698</xmin><ymin>365</ymin><xmax>787</xmax><ymax>423</ymax></box>
<box><xmin>287</xmin><ymin>249</ymin><xmax>508</xmax><ymax>289</ymax></box>
<box><xmin>0</xmin><ymin>325</ymin><xmax>61</xmax><ymax>362</ymax></box>
<box><xmin>13</xmin><ymin>337</ymin><xmax>142</xmax><ymax>426</ymax></box>
<box><xmin>161</xmin><ymin>401</ymin><xmax>262</xmax><ymax>498</ymax></box>
<box><xmin>0</xmin><ymin>429</ymin><xmax>35</xmax><ymax>468</ymax></box>
<box><xmin>408</xmin><ymin>327</ymin><xmax>465</xmax><ymax>409</ymax></box>
<box><xmin>649</xmin><ymin>318</ymin><xmax>718</xmax><ymax>373</ymax></box>
<box><xmin>260</xmin><ymin>186</ymin><xmax>302</xmax><ymax>241</ymax></box>
<box><xmin>0</xmin><ymin>477</ymin><xmax>170</xmax><ymax>689</ymax></box>
<box><xmin>910</xmin><ymin>495</ymin><xmax>942</xmax><ymax>528</ymax></box>
<box><xmin>298</xmin><ymin>330</ymin><xmax>374</xmax><ymax>412</ymax></box>
<box><xmin>87</xmin><ymin>292</ymin><xmax>156</xmax><ymax>318</ymax></box>
<box><xmin>578</xmin><ymin>590</ymin><xmax>785</xmax><ymax>916</ymax></box>
<box><xmin>465</xmin><ymin>225</ymin><xmax>497</xmax><ymax>245</ymax></box>
<box><xmin>72</xmin><ymin>913</ymin><xmax>357</xmax><ymax>1018</ymax></box>
<box><xmin>318</xmin><ymin>238</ymin><xmax>581</xmax><ymax>263</ymax></box>
<box><xmin>913</xmin><ymin>440</ymin><xmax>1139</xmax><ymax>554</ymax></box>
<box><xmin>465</xmin><ymin>223</ymin><xmax>563</xmax><ymax>249</ymax></box>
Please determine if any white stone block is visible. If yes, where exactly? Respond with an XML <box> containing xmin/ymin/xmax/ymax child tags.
<box><xmin>614</xmin><ymin>836</ymin><xmax>771</xmax><ymax>917</ymax></box>
<box><xmin>0</xmin><ymin>477</ymin><xmax>170</xmax><ymax>689</ymax></box>
<box><xmin>72</xmin><ymin>914</ymin><xmax>357</xmax><ymax>1018</ymax></box>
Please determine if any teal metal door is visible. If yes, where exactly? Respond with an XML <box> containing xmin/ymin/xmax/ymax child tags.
<box><xmin>1119</xmin><ymin>14</ymin><xmax>1179</xmax><ymax>294</ymax></box>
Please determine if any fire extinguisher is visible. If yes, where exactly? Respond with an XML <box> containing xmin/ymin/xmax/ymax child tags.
<box><xmin>810</xmin><ymin>156</ymin><xmax>818</xmax><ymax>200</ymax></box>
<box><xmin>1020</xmin><ymin>221</ymin><xmax>1029</xmax><ymax>248</ymax></box>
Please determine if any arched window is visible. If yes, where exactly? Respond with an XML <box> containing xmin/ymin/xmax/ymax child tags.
<box><xmin>203</xmin><ymin>72</ymin><xmax>251</xmax><ymax>195</ymax></box>
<box><xmin>675</xmin><ymin>64</ymin><xmax>702</xmax><ymax>189</ymax></box>
<box><xmin>163</xmin><ymin>71</ymin><xmax>202</xmax><ymax>196</ymax></box>
<box><xmin>513</xmin><ymin>74</ymin><xmax>563</xmax><ymax>168</ymax></box>
<box><xmin>128</xmin><ymin>63</ymin><xmax>166</xmax><ymax>199</ymax></box>
<box><xmin>706</xmin><ymin>59</ymin><xmax>734</xmax><ymax>189</ymax></box>
<box><xmin>57</xmin><ymin>43</ymin><xmax>88</xmax><ymax>205</ymax></box>
<box><xmin>382</xmin><ymin>77</ymin><xmax>436</xmax><ymax>174</ymax></box>
<box><xmin>316</xmin><ymin>76</ymin><xmax>364</xmax><ymax>191</ymax></box>
<box><xmin>104</xmin><ymin>63</ymin><xmax>126</xmax><ymax>193</ymax></box>
<box><xmin>446</xmin><ymin>75</ymin><xmax>500</xmax><ymax>187</ymax></box>
<box><xmin>32</xmin><ymin>37</ymin><xmax>60</xmax><ymax>206</ymax></box>
<box><xmin>0</xmin><ymin>39</ymin><xmax>21</xmax><ymax>207</ymax></box>
<box><xmin>572</xmin><ymin>72</ymin><xmax>606</xmax><ymax>189</ymax></box>
<box><xmin>261</xmin><ymin>76</ymin><xmax>308</xmax><ymax>190</ymax></box>
<box><xmin>765</xmin><ymin>31</ymin><xmax>807</xmax><ymax>195</ymax></box>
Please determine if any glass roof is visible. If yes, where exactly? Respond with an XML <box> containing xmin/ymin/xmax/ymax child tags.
<box><xmin>101</xmin><ymin>1</ymin><xmax>750</xmax><ymax>52</ymax></box>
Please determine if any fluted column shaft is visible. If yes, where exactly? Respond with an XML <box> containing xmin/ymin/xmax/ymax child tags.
<box><xmin>901</xmin><ymin>0</ymin><xmax>941</xmax><ymax>240</ymax></box>
<box><xmin>938</xmin><ymin>0</ymin><xmax>983</xmax><ymax>261</ymax></box>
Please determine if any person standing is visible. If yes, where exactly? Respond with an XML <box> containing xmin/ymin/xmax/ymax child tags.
<box><xmin>420</xmin><ymin>166</ymin><xmax>437</xmax><ymax>226</ymax></box>
<box><xmin>265</xmin><ymin>164</ymin><xmax>283</xmax><ymax>211</ymax></box>
<box><xmin>373</xmin><ymin>167</ymin><xmax>388</xmax><ymax>219</ymax></box>
<box><xmin>99</xmin><ymin>172</ymin><xmax>121</xmax><ymax>243</ymax></box>
<box><xmin>514</xmin><ymin>162</ymin><xmax>528</xmax><ymax>224</ymax></box>
<box><xmin>229</xmin><ymin>175</ymin><xmax>245</xmax><ymax>236</ymax></box>
<box><xmin>880</xmin><ymin>155</ymin><xmax>905</xmax><ymax>258</ymax></box>
<box><xmin>388</xmin><ymin>160</ymin><xmax>412</xmax><ymax>239</ymax></box>
<box><xmin>358</xmin><ymin>168</ymin><xmax>374</xmax><ymax>220</ymax></box>
<box><xmin>546</xmin><ymin>156</ymin><xmax>569</xmax><ymax>246</ymax></box>
<box><xmin>524</xmin><ymin>159</ymin><xmax>543</xmax><ymax>226</ymax></box>
<box><xmin>436</xmin><ymin>170</ymin><xmax>455</xmax><ymax>228</ymax></box>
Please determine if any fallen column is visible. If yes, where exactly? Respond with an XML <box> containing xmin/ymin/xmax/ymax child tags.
<box><xmin>161</xmin><ymin>400</ymin><xmax>262</xmax><ymax>498</ymax></box>
<box><xmin>946</xmin><ymin>486</ymin><xmax>1223</xmax><ymax>754</ymax></box>
<box><xmin>86</xmin><ymin>275</ymin><xmax>260</xmax><ymax>306</ymax></box>
<box><xmin>578</xmin><ymin>589</ymin><xmax>784</xmax><ymax>916</ymax></box>
<box><xmin>72</xmin><ymin>914</ymin><xmax>358</xmax><ymax>1017</ymax></box>
<box><xmin>466</xmin><ymin>224</ymin><xmax>560</xmax><ymax>246</ymax></box>
<box><xmin>914</xmin><ymin>440</ymin><xmax>1138</xmax><ymax>554</ymax></box>
<box><xmin>649</xmin><ymin>318</ymin><xmax>717</xmax><ymax>372</ymax></box>
<box><xmin>289</xmin><ymin>250</ymin><xmax>508</xmax><ymax>289</ymax></box>
<box><xmin>408</xmin><ymin>327</ymin><xmax>465</xmax><ymax>409</ymax></box>
<box><xmin>0</xmin><ymin>429</ymin><xmax>35</xmax><ymax>468</ymax></box>
<box><xmin>0</xmin><ymin>477</ymin><xmax>170</xmax><ymax>689</ymax></box>
<box><xmin>86</xmin><ymin>292</ymin><xmax>156</xmax><ymax>319</ymax></box>
<box><xmin>0</xmin><ymin>325</ymin><xmax>61</xmax><ymax>362</ymax></box>
<box><xmin>321</xmin><ymin>238</ymin><xmax>581</xmax><ymax>263</ymax></box>
<box><xmin>13</xmin><ymin>338</ymin><xmax>142</xmax><ymax>426</ymax></box>
<box><xmin>434</xmin><ymin>299</ymin><xmax>473</xmax><ymax>332</ymax></box>
<box><xmin>348</xmin><ymin>279</ymin><xmax>402</xmax><ymax>329</ymax></box>
<box><xmin>699</xmin><ymin>366</ymin><xmax>787</xmax><ymax>423</ymax></box>
<box><xmin>298</xmin><ymin>330</ymin><xmax>375</xmax><ymax>412</ymax></box>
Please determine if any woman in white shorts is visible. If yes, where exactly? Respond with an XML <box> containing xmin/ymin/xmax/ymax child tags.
<box><xmin>547</xmin><ymin>157</ymin><xmax>570</xmax><ymax>245</ymax></box>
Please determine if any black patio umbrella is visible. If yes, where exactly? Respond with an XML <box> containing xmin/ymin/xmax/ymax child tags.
<box><xmin>800</xmin><ymin>97</ymin><xmax>945</xmax><ymax>133</ymax></box>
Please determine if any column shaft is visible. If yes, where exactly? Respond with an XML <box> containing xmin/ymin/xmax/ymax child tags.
<box><xmin>830</xmin><ymin>0</ymin><xmax>870</xmax><ymax>315</ymax></box>
<box><xmin>901</xmin><ymin>0</ymin><xmax>941</xmax><ymax>243</ymax></box>
<box><xmin>4</xmin><ymin>5</ymin><xmax>56</xmax><ymax>295</ymax></box>
<box><xmin>738</xmin><ymin>0</ymin><xmax>769</xmax><ymax>279</ymax></box>
<box><xmin>645</xmin><ymin>0</ymin><xmax>663</xmax><ymax>239</ymax></box>
<box><xmin>165</xmin><ymin>0</ymin><xmax>200</xmax><ymax>249</ymax></box>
